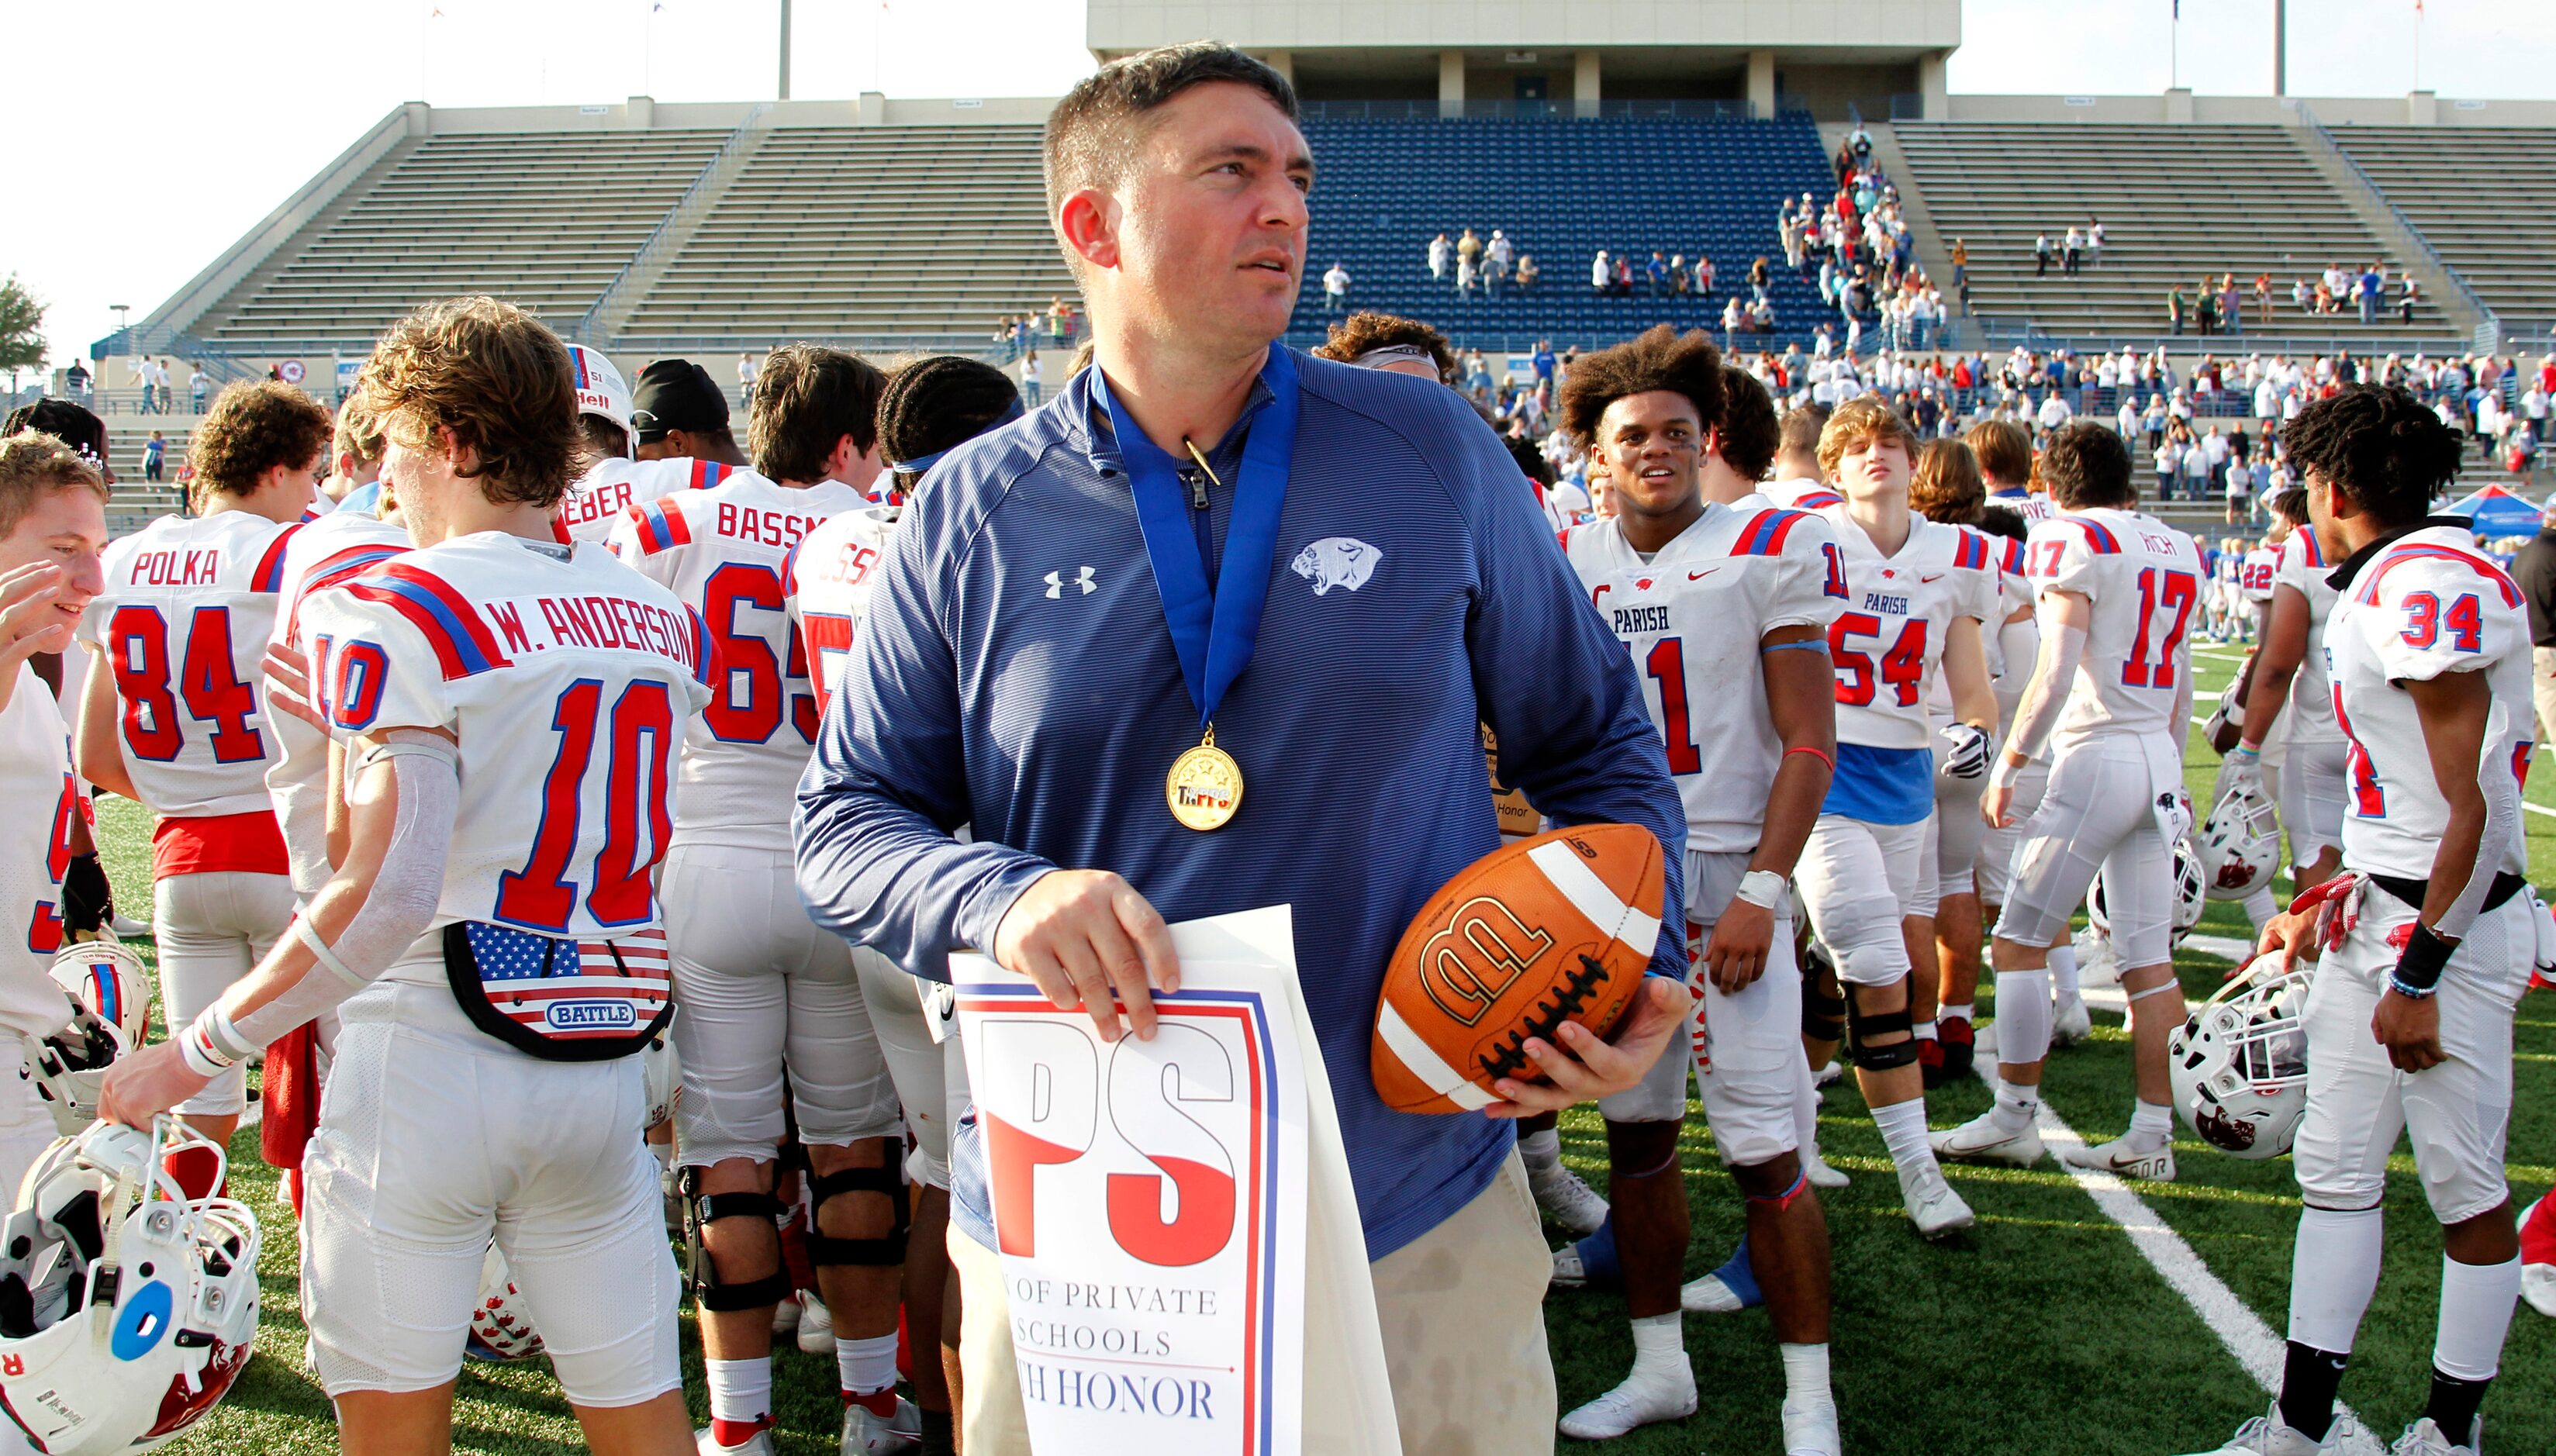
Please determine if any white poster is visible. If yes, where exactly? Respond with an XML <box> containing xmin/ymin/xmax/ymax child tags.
<box><xmin>953</xmin><ymin>906</ymin><xmax>1397</xmax><ymax>1456</ymax></box>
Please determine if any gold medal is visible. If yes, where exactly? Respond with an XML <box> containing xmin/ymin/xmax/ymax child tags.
<box><xmin>1166</xmin><ymin>724</ymin><xmax>1244</xmax><ymax>831</ymax></box>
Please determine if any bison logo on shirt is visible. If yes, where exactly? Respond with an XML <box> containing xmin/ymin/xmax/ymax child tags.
<box><xmin>1291</xmin><ymin>537</ymin><xmax>1381</xmax><ymax>595</ymax></box>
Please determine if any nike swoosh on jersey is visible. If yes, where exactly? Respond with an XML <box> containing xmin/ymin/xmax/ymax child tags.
<box><xmin>1920</xmin><ymin>573</ymin><xmax>1944</xmax><ymax>583</ymax></box>
<box><xmin>1687</xmin><ymin>569</ymin><xmax>1718</xmax><ymax>581</ymax></box>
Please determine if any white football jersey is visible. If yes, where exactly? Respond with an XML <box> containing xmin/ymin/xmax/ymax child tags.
<box><xmin>75</xmin><ymin>512</ymin><xmax>302</xmax><ymax>818</ymax></box>
<box><xmin>295</xmin><ymin>533</ymin><xmax>713</xmax><ymax>940</ymax></box>
<box><xmin>1986</xmin><ymin>487</ymin><xmax>2055</xmax><ymax>523</ymax></box>
<box><xmin>1759</xmin><ymin>477</ymin><xmax>1846</xmax><ymax>512</ymax></box>
<box><xmin>607</xmin><ymin>474</ymin><xmax>861</xmax><ymax>850</ymax></box>
<box><xmin>2324</xmin><ymin>526</ymin><xmax>2533</xmax><ymax>881</ymax></box>
<box><xmin>1819</xmin><ymin>508</ymin><xmax>1999</xmax><ymax>750</ymax></box>
<box><xmin>262</xmin><ymin>505</ymin><xmax>413</xmax><ymax>896</ymax></box>
<box><xmin>2240</xmin><ymin>545</ymin><xmax>2279</xmax><ymax>605</ymax></box>
<box><xmin>555</xmin><ymin>455</ymin><xmax>748</xmax><ymax>544</ymax></box>
<box><xmin>0</xmin><ymin>668</ymin><xmax>78</xmax><ymax>976</ymax></box>
<box><xmin>2274</xmin><ymin>526</ymin><xmax>2342</xmax><ymax>743</ymax></box>
<box><xmin>1563</xmin><ymin>504</ymin><xmax>1846</xmax><ymax>853</ymax></box>
<box><xmin>2023</xmin><ymin>507</ymin><xmax>2202</xmax><ymax>746</ymax></box>
<box><xmin>783</xmin><ymin>504</ymin><xmax>900</xmax><ymax>719</ymax></box>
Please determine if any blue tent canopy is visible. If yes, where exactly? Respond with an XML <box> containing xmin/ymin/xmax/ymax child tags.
<box><xmin>2441</xmin><ymin>485</ymin><xmax>2544</xmax><ymax>537</ymax></box>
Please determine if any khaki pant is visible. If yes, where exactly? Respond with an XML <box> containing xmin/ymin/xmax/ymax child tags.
<box><xmin>2534</xmin><ymin>647</ymin><xmax>2556</xmax><ymax>752</ymax></box>
<box><xmin>952</xmin><ymin>1149</ymin><xmax>1556</xmax><ymax>1456</ymax></box>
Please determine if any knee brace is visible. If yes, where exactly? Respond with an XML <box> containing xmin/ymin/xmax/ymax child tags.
<box><xmin>807</xmin><ymin>1144</ymin><xmax>910</xmax><ymax>1268</ymax></box>
<box><xmin>678</xmin><ymin>1168</ymin><xmax>793</xmax><ymax>1313</ymax></box>
<box><xmin>1845</xmin><ymin>1003</ymin><xmax>1919</xmax><ymax>1071</ymax></box>
<box><xmin>1802</xmin><ymin>955</ymin><xmax>1846</xmax><ymax>1044</ymax></box>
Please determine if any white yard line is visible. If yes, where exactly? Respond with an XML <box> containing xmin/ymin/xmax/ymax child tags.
<box><xmin>1972</xmin><ymin>991</ymin><xmax>2375</xmax><ymax>1446</ymax></box>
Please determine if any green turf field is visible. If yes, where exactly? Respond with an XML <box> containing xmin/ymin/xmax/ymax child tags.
<box><xmin>101</xmin><ymin>644</ymin><xmax>2553</xmax><ymax>1455</ymax></box>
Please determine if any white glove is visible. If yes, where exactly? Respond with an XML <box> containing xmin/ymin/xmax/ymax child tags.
<box><xmin>1939</xmin><ymin>722</ymin><xmax>1993</xmax><ymax>780</ymax></box>
<box><xmin>2215</xmin><ymin>744</ymin><xmax>2264</xmax><ymax>800</ymax></box>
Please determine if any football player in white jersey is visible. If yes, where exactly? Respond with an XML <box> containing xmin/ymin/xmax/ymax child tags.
<box><xmin>2188</xmin><ymin>388</ymin><xmax>2527</xmax><ymax>1456</ymax></box>
<box><xmin>557</xmin><ymin>355</ymin><xmax>755</xmax><ymax>543</ymax></box>
<box><xmin>786</xmin><ymin>355</ymin><xmax>1024</xmax><ymax>1456</ymax></box>
<box><xmin>1795</xmin><ymin>397</ymin><xmax>1998</xmax><ymax>1238</ymax></box>
<box><xmin>1935</xmin><ymin>423</ymin><xmax>2198</xmax><ymax>1183</ymax></box>
<box><xmin>2225</xmin><ymin>487</ymin><xmax>2347</xmax><ymax>895</ymax></box>
<box><xmin>1757</xmin><ymin>405</ymin><xmax>1845</xmax><ymax>512</ymax></box>
<box><xmin>100</xmin><ymin>296</ymin><xmax>710</xmax><ymax>1454</ymax></box>
<box><xmin>1907</xmin><ymin>438</ymin><xmax>2038</xmax><ymax>1085</ymax></box>
<box><xmin>0</xmin><ymin>432</ymin><xmax>109</xmax><ymax>1194</ymax></box>
<box><xmin>610</xmin><ymin>344</ymin><xmax>917</xmax><ymax>1456</ymax></box>
<box><xmin>72</xmin><ymin>381</ymin><xmax>326</xmax><ymax>1186</ymax></box>
<box><xmin>1957</xmin><ymin>502</ymin><xmax>2064</xmax><ymax>1053</ymax></box>
<box><xmin>1546</xmin><ymin>330</ymin><xmax>1843</xmax><ymax>1453</ymax></box>
<box><xmin>1971</xmin><ymin>418</ymin><xmax>2054</xmax><ymax>523</ymax></box>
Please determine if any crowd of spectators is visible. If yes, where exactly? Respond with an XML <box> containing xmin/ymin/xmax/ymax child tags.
<box><xmin>1422</xmin><ymin>227</ymin><xmax>1539</xmax><ymax>297</ymax></box>
<box><xmin>1756</xmin><ymin>125</ymin><xmax>1946</xmax><ymax>350</ymax></box>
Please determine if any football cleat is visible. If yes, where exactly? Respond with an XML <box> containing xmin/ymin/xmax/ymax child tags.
<box><xmin>1680</xmin><ymin>1236</ymin><xmax>1762</xmax><ymax>1314</ymax></box>
<box><xmin>1556</xmin><ymin>1362</ymin><xmax>1698</xmax><ymax>1440</ymax></box>
<box><xmin>1918</xmin><ymin>1034</ymin><xmax>1949</xmax><ymax>1089</ymax></box>
<box><xmin>2074</xmin><ymin>925</ymin><xmax>2121</xmax><ymax>987</ymax></box>
<box><xmin>1528</xmin><ymin>1157</ymin><xmax>1610</xmax><ymax>1237</ymax></box>
<box><xmin>1931</xmin><ymin>1109</ymin><xmax>2047</xmax><ymax>1168</ymax></box>
<box><xmin>698</xmin><ymin>1427</ymin><xmax>777</xmax><ymax>1456</ymax></box>
<box><xmin>1803</xmin><ymin>1143</ymin><xmax>1850</xmax><ymax>1189</ymax></box>
<box><xmin>2178</xmin><ymin>1402</ymin><xmax>2355</xmax><ymax>1455</ymax></box>
<box><xmin>1812</xmin><ymin>1059</ymin><xmax>1845</xmax><ymax>1089</ymax></box>
<box><xmin>1897</xmin><ymin>1163</ymin><xmax>1974</xmax><ymax>1239</ymax></box>
<box><xmin>2389</xmin><ymin>1417</ymin><xmax>2478</xmax><ymax>1456</ymax></box>
<box><xmin>799</xmin><ymin>1289</ymin><xmax>838</xmax><ymax>1354</ymax></box>
<box><xmin>772</xmin><ymin>1291</ymin><xmax>804</xmax><ymax>1335</ymax></box>
<box><xmin>2520</xmin><ymin>1196</ymin><xmax>2556</xmax><ymax>1317</ymax></box>
<box><xmin>2052</xmin><ymin>992</ymin><xmax>2094</xmax><ymax>1047</ymax></box>
<box><xmin>2060</xmin><ymin>1136</ymin><xmax>2177</xmax><ymax>1182</ymax></box>
<box><xmin>1781</xmin><ymin>1393</ymin><xmax>1844</xmax><ymax>1456</ymax></box>
<box><xmin>841</xmin><ymin>1396</ymin><xmax>922</xmax><ymax>1455</ymax></box>
<box><xmin>1549</xmin><ymin>1219</ymin><xmax>1621</xmax><ymax>1291</ymax></box>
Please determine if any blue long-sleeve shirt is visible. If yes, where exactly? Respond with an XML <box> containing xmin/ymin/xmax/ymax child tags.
<box><xmin>793</xmin><ymin>348</ymin><xmax>1685</xmax><ymax>1259</ymax></box>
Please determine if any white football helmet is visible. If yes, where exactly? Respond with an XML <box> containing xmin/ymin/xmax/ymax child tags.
<box><xmin>641</xmin><ymin>1021</ymin><xmax>679</xmax><ymax>1133</ymax></box>
<box><xmin>465</xmin><ymin>1242</ymin><xmax>544</xmax><ymax>1361</ymax></box>
<box><xmin>566</xmin><ymin>343</ymin><xmax>633</xmax><ymax>437</ymax></box>
<box><xmin>2086</xmin><ymin>839</ymin><xmax>2207</xmax><ymax>949</ymax></box>
<box><xmin>29</xmin><ymin>1011</ymin><xmax>134</xmax><ymax>1137</ymax></box>
<box><xmin>0</xmin><ymin>1119</ymin><xmax>261</xmax><ymax>1454</ymax></box>
<box><xmin>2169</xmin><ymin>963</ymin><xmax>2310</xmax><ymax>1160</ymax></box>
<box><xmin>50</xmin><ymin>940</ymin><xmax>151</xmax><ymax>1047</ymax></box>
<box><xmin>2198</xmin><ymin>783</ymin><xmax>2282</xmax><ymax>902</ymax></box>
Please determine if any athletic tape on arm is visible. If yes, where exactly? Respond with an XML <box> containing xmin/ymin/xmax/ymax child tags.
<box><xmin>220</xmin><ymin>730</ymin><xmax>457</xmax><ymax>1048</ymax></box>
<box><xmin>2002</xmin><ymin>615</ymin><xmax>2087</xmax><ymax>770</ymax></box>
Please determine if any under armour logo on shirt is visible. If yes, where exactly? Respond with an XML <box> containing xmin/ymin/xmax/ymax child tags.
<box><xmin>1045</xmin><ymin>567</ymin><xmax>1096</xmax><ymax>599</ymax></box>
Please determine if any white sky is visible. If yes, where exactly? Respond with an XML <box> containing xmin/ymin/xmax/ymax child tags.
<box><xmin>2</xmin><ymin>0</ymin><xmax>2544</xmax><ymax>368</ymax></box>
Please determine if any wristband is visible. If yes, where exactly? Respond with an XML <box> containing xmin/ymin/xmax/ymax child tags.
<box><xmin>177</xmin><ymin>1015</ymin><xmax>240</xmax><ymax>1079</ymax></box>
<box><xmin>2230</xmin><ymin>743</ymin><xmax>2261</xmax><ymax>760</ymax></box>
<box><xmin>1988</xmin><ymin>755</ymin><xmax>2023</xmax><ymax>790</ymax></box>
<box><xmin>1734</xmin><ymin>870</ymin><xmax>1788</xmax><ymax>910</ymax></box>
<box><xmin>2386</xmin><ymin>973</ymin><xmax>2439</xmax><ymax>1001</ymax></box>
<box><xmin>199</xmin><ymin>1002</ymin><xmax>257</xmax><ymax>1064</ymax></box>
<box><xmin>1784</xmin><ymin>744</ymin><xmax>1833</xmax><ymax>772</ymax></box>
<box><xmin>2392</xmin><ymin>920</ymin><xmax>2457</xmax><ymax>994</ymax></box>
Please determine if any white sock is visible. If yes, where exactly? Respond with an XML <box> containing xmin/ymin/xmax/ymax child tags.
<box><xmin>2435</xmin><ymin>1254</ymin><xmax>2521</xmax><ymax>1382</ymax></box>
<box><xmin>2243</xmin><ymin>885</ymin><xmax>2279</xmax><ymax>933</ymax></box>
<box><xmin>1912</xmin><ymin>1019</ymin><xmax>1939</xmax><ymax>1041</ymax></box>
<box><xmin>2047</xmin><ymin>942</ymin><xmax>2079</xmax><ymax>999</ymax></box>
<box><xmin>705</xmin><ymin>1355</ymin><xmax>773</xmax><ymax>1433</ymax></box>
<box><xmin>838</xmin><ymin>1332</ymin><xmax>899</xmax><ymax>1397</ymax></box>
<box><xmin>1780</xmin><ymin>1342</ymin><xmax>1832</xmax><ymax>1403</ymax></box>
<box><xmin>1629</xmin><ymin>1311</ymin><xmax>1690</xmax><ymax>1380</ymax></box>
<box><xmin>1519</xmin><ymin>1127</ymin><xmax>1562</xmax><ymax>1175</ymax></box>
<box><xmin>2126</xmin><ymin>1099</ymin><xmax>2174</xmax><ymax>1150</ymax></box>
<box><xmin>1941</xmin><ymin>1001</ymin><xmax>1974</xmax><ymax>1023</ymax></box>
<box><xmin>2288</xmin><ymin>1206</ymin><xmax>2384</xmax><ymax>1354</ymax></box>
<box><xmin>1992</xmin><ymin>1082</ymin><xmax>2040</xmax><ymax>1131</ymax></box>
<box><xmin>1870</xmin><ymin>1097</ymin><xmax>1937</xmax><ymax>1174</ymax></box>
<box><xmin>1994</xmin><ymin>968</ymin><xmax>2053</xmax><ymax>1068</ymax></box>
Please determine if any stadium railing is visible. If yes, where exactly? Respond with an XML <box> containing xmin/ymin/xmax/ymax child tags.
<box><xmin>1295</xmin><ymin>99</ymin><xmax>1786</xmax><ymax>122</ymax></box>
<box><xmin>578</xmin><ymin>103</ymin><xmax>773</xmax><ymax>347</ymax></box>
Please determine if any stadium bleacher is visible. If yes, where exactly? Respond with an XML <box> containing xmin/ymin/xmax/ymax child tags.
<box><xmin>2331</xmin><ymin>126</ymin><xmax>2556</xmax><ymax>336</ymax></box>
<box><xmin>620</xmin><ymin>126</ymin><xmax>1079</xmax><ymax>349</ymax></box>
<box><xmin>1889</xmin><ymin>121</ymin><xmax>2453</xmax><ymax>347</ymax></box>
<box><xmin>190</xmin><ymin>129</ymin><xmax>731</xmax><ymax>349</ymax></box>
<box><xmin>1287</xmin><ymin>114</ymin><xmax>1847</xmax><ymax>353</ymax></box>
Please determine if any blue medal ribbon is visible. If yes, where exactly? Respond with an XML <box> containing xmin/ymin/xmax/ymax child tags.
<box><xmin>1097</xmin><ymin>343</ymin><xmax>1300</xmax><ymax>730</ymax></box>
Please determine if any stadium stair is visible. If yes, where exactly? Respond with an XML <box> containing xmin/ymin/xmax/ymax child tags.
<box><xmin>2331</xmin><ymin>123</ymin><xmax>2556</xmax><ymax>344</ymax></box>
<box><xmin>1285</xmin><ymin>113</ymin><xmax>1858</xmax><ymax>354</ymax></box>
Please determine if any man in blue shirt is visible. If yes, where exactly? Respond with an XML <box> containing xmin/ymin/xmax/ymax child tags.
<box><xmin>794</xmin><ymin>41</ymin><xmax>1685</xmax><ymax>1456</ymax></box>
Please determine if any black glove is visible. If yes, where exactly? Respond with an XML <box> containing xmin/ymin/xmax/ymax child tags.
<box><xmin>59</xmin><ymin>851</ymin><xmax>112</xmax><ymax>936</ymax></box>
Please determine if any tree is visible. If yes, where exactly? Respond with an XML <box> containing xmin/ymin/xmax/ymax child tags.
<box><xmin>0</xmin><ymin>276</ymin><xmax>44</xmax><ymax>399</ymax></box>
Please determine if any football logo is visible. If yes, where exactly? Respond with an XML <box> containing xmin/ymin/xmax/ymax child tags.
<box><xmin>2195</xmin><ymin>1102</ymin><xmax>2257</xmax><ymax>1153</ymax></box>
<box><xmin>1291</xmin><ymin>537</ymin><xmax>1381</xmax><ymax>595</ymax></box>
<box><xmin>1418</xmin><ymin>896</ymin><xmax>1554</xmax><ymax>1026</ymax></box>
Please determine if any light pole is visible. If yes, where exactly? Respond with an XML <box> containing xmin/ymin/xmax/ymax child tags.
<box><xmin>778</xmin><ymin>0</ymin><xmax>792</xmax><ymax>101</ymax></box>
